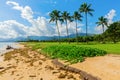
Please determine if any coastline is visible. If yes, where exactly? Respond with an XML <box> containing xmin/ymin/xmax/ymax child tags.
<box><xmin>0</xmin><ymin>43</ymin><xmax>24</xmax><ymax>62</ymax></box>
<box><xmin>0</xmin><ymin>42</ymin><xmax>24</xmax><ymax>55</ymax></box>
<box><xmin>0</xmin><ymin>43</ymin><xmax>119</xmax><ymax>80</ymax></box>
<box><xmin>0</xmin><ymin>44</ymin><xmax>82</xmax><ymax>80</ymax></box>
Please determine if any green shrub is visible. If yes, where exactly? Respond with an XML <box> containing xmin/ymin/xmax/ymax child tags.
<box><xmin>43</xmin><ymin>45</ymin><xmax>107</xmax><ymax>63</ymax></box>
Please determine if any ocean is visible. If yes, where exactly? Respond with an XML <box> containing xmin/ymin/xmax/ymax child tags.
<box><xmin>0</xmin><ymin>42</ymin><xmax>19</xmax><ymax>54</ymax></box>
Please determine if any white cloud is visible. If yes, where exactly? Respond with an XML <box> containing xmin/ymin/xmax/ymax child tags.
<box><xmin>0</xmin><ymin>1</ymin><xmax>84</xmax><ymax>40</ymax></box>
<box><xmin>59</xmin><ymin>21</ymin><xmax>83</xmax><ymax>36</ymax></box>
<box><xmin>95</xmin><ymin>25</ymin><xmax>107</xmax><ymax>34</ymax></box>
<box><xmin>6</xmin><ymin>1</ymin><xmax>19</xmax><ymax>8</ymax></box>
<box><xmin>95</xmin><ymin>9</ymin><xmax>116</xmax><ymax>33</ymax></box>
<box><xmin>105</xmin><ymin>9</ymin><xmax>116</xmax><ymax>25</ymax></box>
<box><xmin>6</xmin><ymin>1</ymin><xmax>55</xmax><ymax>37</ymax></box>
<box><xmin>7</xmin><ymin>1</ymin><xmax>34</xmax><ymax>23</ymax></box>
<box><xmin>0</xmin><ymin>20</ymin><xmax>28</xmax><ymax>39</ymax></box>
<box><xmin>45</xmin><ymin>12</ymin><xmax>51</xmax><ymax>16</ymax></box>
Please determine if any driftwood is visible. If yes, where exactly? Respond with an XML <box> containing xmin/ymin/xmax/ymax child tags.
<box><xmin>52</xmin><ymin>59</ymin><xmax>101</xmax><ymax>80</ymax></box>
<box><xmin>6</xmin><ymin>45</ymin><xmax>14</xmax><ymax>50</ymax></box>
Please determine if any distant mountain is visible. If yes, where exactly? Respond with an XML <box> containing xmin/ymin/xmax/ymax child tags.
<box><xmin>0</xmin><ymin>37</ymin><xmax>27</xmax><ymax>42</ymax></box>
<box><xmin>26</xmin><ymin>33</ymin><xmax>94</xmax><ymax>41</ymax></box>
<box><xmin>0</xmin><ymin>33</ymin><xmax>94</xmax><ymax>42</ymax></box>
<box><xmin>69</xmin><ymin>33</ymin><xmax>93</xmax><ymax>38</ymax></box>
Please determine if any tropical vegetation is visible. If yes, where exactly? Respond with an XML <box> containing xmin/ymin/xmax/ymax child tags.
<box><xmin>61</xmin><ymin>11</ymin><xmax>71</xmax><ymax>43</ymax></box>
<box><xmin>48</xmin><ymin>2</ymin><xmax>120</xmax><ymax>44</ymax></box>
<box><xmin>73</xmin><ymin>11</ymin><xmax>82</xmax><ymax>44</ymax></box>
<box><xmin>26</xmin><ymin>42</ymin><xmax>107</xmax><ymax>63</ymax></box>
<box><xmin>49</xmin><ymin>3</ymin><xmax>95</xmax><ymax>43</ymax></box>
<box><xmin>79</xmin><ymin>3</ymin><xmax>94</xmax><ymax>42</ymax></box>
<box><xmin>43</xmin><ymin>45</ymin><xmax>106</xmax><ymax>63</ymax></box>
<box><xmin>96</xmin><ymin>16</ymin><xmax>108</xmax><ymax>33</ymax></box>
<box><xmin>49</xmin><ymin>10</ymin><xmax>61</xmax><ymax>44</ymax></box>
<box><xmin>104</xmin><ymin>21</ymin><xmax>120</xmax><ymax>43</ymax></box>
<box><xmin>24</xmin><ymin>2</ymin><xmax>120</xmax><ymax>64</ymax></box>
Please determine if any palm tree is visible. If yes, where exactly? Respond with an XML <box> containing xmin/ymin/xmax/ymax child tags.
<box><xmin>49</xmin><ymin>10</ymin><xmax>61</xmax><ymax>43</ymax></box>
<box><xmin>79</xmin><ymin>3</ymin><xmax>94</xmax><ymax>42</ymax></box>
<box><xmin>96</xmin><ymin>16</ymin><xmax>108</xmax><ymax>33</ymax></box>
<box><xmin>61</xmin><ymin>11</ymin><xmax>71</xmax><ymax>43</ymax></box>
<box><xmin>73</xmin><ymin>11</ymin><xmax>82</xmax><ymax>44</ymax></box>
<box><xmin>96</xmin><ymin>16</ymin><xmax>108</xmax><ymax>43</ymax></box>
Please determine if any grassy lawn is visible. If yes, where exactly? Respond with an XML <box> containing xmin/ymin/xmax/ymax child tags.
<box><xmin>79</xmin><ymin>44</ymin><xmax>120</xmax><ymax>54</ymax></box>
<box><xmin>26</xmin><ymin>42</ymin><xmax>120</xmax><ymax>54</ymax></box>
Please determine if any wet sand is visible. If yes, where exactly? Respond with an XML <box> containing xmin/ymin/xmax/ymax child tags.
<box><xmin>0</xmin><ymin>42</ymin><xmax>22</xmax><ymax>55</ymax></box>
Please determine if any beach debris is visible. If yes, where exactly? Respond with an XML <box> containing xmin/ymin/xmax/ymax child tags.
<box><xmin>52</xmin><ymin>59</ymin><xmax>101</xmax><ymax>80</ymax></box>
<box><xmin>40</xmin><ymin>78</ymin><xmax>43</xmax><ymax>80</ymax></box>
<box><xmin>0</xmin><ymin>67</ymin><xmax>4</xmax><ymax>69</ymax></box>
<box><xmin>33</xmin><ymin>61</ymin><xmax>42</xmax><ymax>67</ymax></box>
<box><xmin>11</xmin><ymin>71</ymin><xmax>15</xmax><ymax>75</ymax></box>
<box><xmin>52</xmin><ymin>70</ymin><xmax>60</xmax><ymax>74</ymax></box>
<box><xmin>29</xmin><ymin>75</ymin><xmax>36</xmax><ymax>77</ymax></box>
<box><xmin>67</xmin><ymin>74</ymin><xmax>74</xmax><ymax>79</ymax></box>
<box><xmin>6</xmin><ymin>45</ymin><xmax>14</xmax><ymax>50</ymax></box>
<box><xmin>45</xmin><ymin>65</ymin><xmax>54</xmax><ymax>70</ymax></box>
<box><xmin>58</xmin><ymin>73</ymin><xmax>67</xmax><ymax>78</ymax></box>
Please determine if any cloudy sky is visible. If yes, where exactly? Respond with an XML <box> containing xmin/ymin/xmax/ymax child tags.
<box><xmin>0</xmin><ymin>0</ymin><xmax>119</xmax><ymax>39</ymax></box>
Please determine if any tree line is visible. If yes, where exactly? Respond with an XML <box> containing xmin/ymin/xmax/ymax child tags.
<box><xmin>49</xmin><ymin>2</ymin><xmax>120</xmax><ymax>44</ymax></box>
<box><xmin>49</xmin><ymin>3</ymin><xmax>94</xmax><ymax>44</ymax></box>
<box><xmin>24</xmin><ymin>2</ymin><xmax>120</xmax><ymax>43</ymax></box>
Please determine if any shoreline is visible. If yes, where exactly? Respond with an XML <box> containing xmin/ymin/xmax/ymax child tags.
<box><xmin>0</xmin><ymin>46</ymin><xmax>82</xmax><ymax>80</ymax></box>
<box><xmin>0</xmin><ymin>42</ymin><xmax>24</xmax><ymax>55</ymax></box>
<box><xmin>0</xmin><ymin>43</ymin><xmax>24</xmax><ymax>62</ymax></box>
<box><xmin>0</xmin><ymin>43</ymin><xmax>119</xmax><ymax>80</ymax></box>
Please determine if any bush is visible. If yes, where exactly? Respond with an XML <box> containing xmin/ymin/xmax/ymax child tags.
<box><xmin>43</xmin><ymin>45</ymin><xmax>107</xmax><ymax>63</ymax></box>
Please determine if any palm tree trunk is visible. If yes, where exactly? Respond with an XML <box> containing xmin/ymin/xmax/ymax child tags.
<box><xmin>85</xmin><ymin>12</ymin><xmax>88</xmax><ymax>43</ymax></box>
<box><xmin>75</xmin><ymin>20</ymin><xmax>78</xmax><ymax>44</ymax></box>
<box><xmin>56</xmin><ymin>21</ymin><xmax>61</xmax><ymax>44</ymax></box>
<box><xmin>65</xmin><ymin>20</ymin><xmax>70</xmax><ymax>44</ymax></box>
<box><xmin>113</xmin><ymin>33</ymin><xmax>116</xmax><ymax>43</ymax></box>
<box><xmin>102</xmin><ymin>24</ymin><xmax>104</xmax><ymax>33</ymax></box>
<box><xmin>102</xmin><ymin>24</ymin><xmax>105</xmax><ymax>43</ymax></box>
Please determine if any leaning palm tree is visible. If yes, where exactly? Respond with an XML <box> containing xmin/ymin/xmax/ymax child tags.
<box><xmin>73</xmin><ymin>11</ymin><xmax>82</xmax><ymax>44</ymax></box>
<box><xmin>96</xmin><ymin>16</ymin><xmax>108</xmax><ymax>33</ymax></box>
<box><xmin>49</xmin><ymin>10</ymin><xmax>61</xmax><ymax>43</ymax></box>
<box><xmin>61</xmin><ymin>11</ymin><xmax>71</xmax><ymax>43</ymax></box>
<box><xmin>79</xmin><ymin>3</ymin><xmax>94</xmax><ymax>42</ymax></box>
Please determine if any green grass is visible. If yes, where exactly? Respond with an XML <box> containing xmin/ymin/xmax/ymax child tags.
<box><xmin>78</xmin><ymin>43</ymin><xmax>120</xmax><ymax>54</ymax></box>
<box><xmin>25</xmin><ymin>42</ymin><xmax>120</xmax><ymax>63</ymax></box>
<box><xmin>26</xmin><ymin>42</ymin><xmax>120</xmax><ymax>54</ymax></box>
<box><xmin>42</xmin><ymin>45</ymin><xmax>107</xmax><ymax>63</ymax></box>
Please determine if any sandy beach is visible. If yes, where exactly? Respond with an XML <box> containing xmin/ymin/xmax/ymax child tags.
<box><xmin>0</xmin><ymin>44</ymin><xmax>119</xmax><ymax>80</ymax></box>
<box><xmin>71</xmin><ymin>54</ymin><xmax>120</xmax><ymax>80</ymax></box>
<box><xmin>0</xmin><ymin>45</ymin><xmax>81</xmax><ymax>80</ymax></box>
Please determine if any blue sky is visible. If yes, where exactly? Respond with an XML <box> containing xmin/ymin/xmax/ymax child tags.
<box><xmin>0</xmin><ymin>0</ymin><xmax>119</xmax><ymax>39</ymax></box>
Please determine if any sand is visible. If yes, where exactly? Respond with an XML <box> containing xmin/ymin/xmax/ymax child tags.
<box><xmin>0</xmin><ymin>44</ymin><xmax>119</xmax><ymax>80</ymax></box>
<box><xmin>0</xmin><ymin>47</ymin><xmax>81</xmax><ymax>80</ymax></box>
<box><xmin>70</xmin><ymin>54</ymin><xmax>120</xmax><ymax>80</ymax></box>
